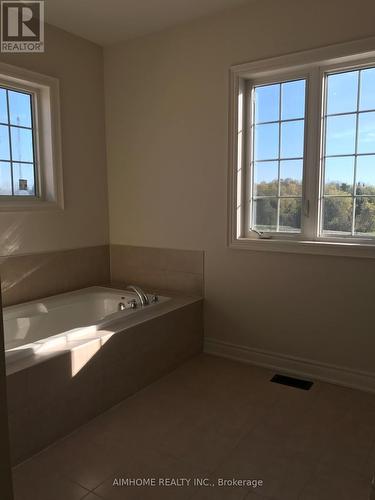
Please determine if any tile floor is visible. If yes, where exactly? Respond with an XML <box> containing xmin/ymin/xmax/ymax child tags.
<box><xmin>12</xmin><ymin>354</ymin><xmax>375</xmax><ymax>500</ymax></box>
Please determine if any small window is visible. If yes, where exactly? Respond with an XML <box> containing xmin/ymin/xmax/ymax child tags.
<box><xmin>0</xmin><ymin>87</ymin><xmax>37</xmax><ymax>197</ymax></box>
<box><xmin>0</xmin><ymin>62</ymin><xmax>63</xmax><ymax>212</ymax></box>
<box><xmin>251</xmin><ymin>79</ymin><xmax>306</xmax><ymax>233</ymax></box>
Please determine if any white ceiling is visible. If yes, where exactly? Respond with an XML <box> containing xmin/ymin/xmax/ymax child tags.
<box><xmin>45</xmin><ymin>0</ymin><xmax>252</xmax><ymax>46</ymax></box>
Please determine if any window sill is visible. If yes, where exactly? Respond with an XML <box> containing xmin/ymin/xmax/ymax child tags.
<box><xmin>230</xmin><ymin>237</ymin><xmax>375</xmax><ymax>259</ymax></box>
<box><xmin>0</xmin><ymin>199</ymin><xmax>63</xmax><ymax>212</ymax></box>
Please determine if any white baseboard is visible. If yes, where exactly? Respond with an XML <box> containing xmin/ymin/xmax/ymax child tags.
<box><xmin>204</xmin><ymin>337</ymin><xmax>375</xmax><ymax>394</ymax></box>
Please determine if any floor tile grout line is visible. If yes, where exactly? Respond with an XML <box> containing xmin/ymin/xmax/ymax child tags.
<box><xmin>63</xmin><ymin>476</ymin><xmax>92</xmax><ymax>495</ymax></box>
<box><xmin>81</xmin><ymin>492</ymin><xmax>105</xmax><ymax>500</ymax></box>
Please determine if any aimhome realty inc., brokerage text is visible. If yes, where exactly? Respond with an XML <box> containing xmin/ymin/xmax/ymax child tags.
<box><xmin>112</xmin><ymin>477</ymin><xmax>264</xmax><ymax>488</ymax></box>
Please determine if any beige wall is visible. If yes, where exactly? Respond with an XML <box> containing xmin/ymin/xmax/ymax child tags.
<box><xmin>104</xmin><ymin>0</ymin><xmax>375</xmax><ymax>374</ymax></box>
<box><xmin>0</xmin><ymin>24</ymin><xmax>108</xmax><ymax>256</ymax></box>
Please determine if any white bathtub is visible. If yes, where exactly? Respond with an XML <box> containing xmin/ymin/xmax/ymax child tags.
<box><xmin>4</xmin><ymin>286</ymin><xmax>169</xmax><ymax>365</ymax></box>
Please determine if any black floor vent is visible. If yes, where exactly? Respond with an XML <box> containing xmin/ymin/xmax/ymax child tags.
<box><xmin>271</xmin><ymin>374</ymin><xmax>313</xmax><ymax>390</ymax></box>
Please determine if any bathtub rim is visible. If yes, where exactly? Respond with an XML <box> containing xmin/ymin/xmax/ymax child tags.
<box><xmin>3</xmin><ymin>285</ymin><xmax>170</xmax><ymax>353</ymax></box>
<box><xmin>4</xmin><ymin>285</ymin><xmax>202</xmax><ymax>376</ymax></box>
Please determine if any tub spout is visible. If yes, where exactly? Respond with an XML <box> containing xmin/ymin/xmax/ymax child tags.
<box><xmin>126</xmin><ymin>285</ymin><xmax>150</xmax><ymax>306</ymax></box>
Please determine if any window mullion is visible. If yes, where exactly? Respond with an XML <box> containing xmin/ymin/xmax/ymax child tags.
<box><xmin>277</xmin><ymin>83</ymin><xmax>282</xmax><ymax>232</ymax></box>
<box><xmin>303</xmin><ymin>67</ymin><xmax>322</xmax><ymax>241</ymax></box>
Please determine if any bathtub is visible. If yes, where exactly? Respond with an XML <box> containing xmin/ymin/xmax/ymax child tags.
<box><xmin>5</xmin><ymin>286</ymin><xmax>202</xmax><ymax>465</ymax></box>
<box><xmin>4</xmin><ymin>286</ymin><xmax>169</xmax><ymax>365</ymax></box>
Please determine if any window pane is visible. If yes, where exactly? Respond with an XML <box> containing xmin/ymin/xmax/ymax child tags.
<box><xmin>254</xmin><ymin>84</ymin><xmax>279</xmax><ymax>123</ymax></box>
<box><xmin>357</xmin><ymin>111</ymin><xmax>375</xmax><ymax>154</ymax></box>
<box><xmin>356</xmin><ymin>156</ymin><xmax>375</xmax><ymax>195</ymax></box>
<box><xmin>254</xmin><ymin>123</ymin><xmax>279</xmax><ymax>160</ymax></box>
<box><xmin>355</xmin><ymin>197</ymin><xmax>375</xmax><ymax>235</ymax></box>
<box><xmin>281</xmin><ymin>80</ymin><xmax>305</xmax><ymax>120</ymax></box>
<box><xmin>0</xmin><ymin>161</ymin><xmax>11</xmax><ymax>195</ymax></box>
<box><xmin>359</xmin><ymin>68</ymin><xmax>375</xmax><ymax>111</ymax></box>
<box><xmin>322</xmin><ymin>197</ymin><xmax>353</xmax><ymax>234</ymax></box>
<box><xmin>0</xmin><ymin>89</ymin><xmax>8</xmax><ymax>124</ymax></box>
<box><xmin>254</xmin><ymin>161</ymin><xmax>278</xmax><ymax>196</ymax></box>
<box><xmin>11</xmin><ymin>127</ymin><xmax>34</xmax><ymax>162</ymax></box>
<box><xmin>253</xmin><ymin>198</ymin><xmax>277</xmax><ymax>231</ymax></box>
<box><xmin>280</xmin><ymin>120</ymin><xmax>304</xmax><ymax>158</ymax></box>
<box><xmin>280</xmin><ymin>159</ymin><xmax>303</xmax><ymax>196</ymax></box>
<box><xmin>12</xmin><ymin>163</ymin><xmax>35</xmax><ymax>196</ymax></box>
<box><xmin>325</xmin><ymin>115</ymin><xmax>356</xmax><ymax>156</ymax></box>
<box><xmin>251</xmin><ymin>79</ymin><xmax>306</xmax><ymax>235</ymax></box>
<box><xmin>8</xmin><ymin>90</ymin><xmax>32</xmax><ymax>128</ymax></box>
<box><xmin>326</xmin><ymin>71</ymin><xmax>358</xmax><ymax>115</ymax></box>
<box><xmin>279</xmin><ymin>198</ymin><xmax>301</xmax><ymax>232</ymax></box>
<box><xmin>0</xmin><ymin>125</ymin><xmax>10</xmax><ymax>160</ymax></box>
<box><xmin>324</xmin><ymin>157</ymin><xmax>354</xmax><ymax>195</ymax></box>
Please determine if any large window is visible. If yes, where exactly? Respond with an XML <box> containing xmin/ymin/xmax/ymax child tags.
<box><xmin>0</xmin><ymin>87</ymin><xmax>36</xmax><ymax>197</ymax></box>
<box><xmin>229</xmin><ymin>39</ymin><xmax>375</xmax><ymax>256</ymax></box>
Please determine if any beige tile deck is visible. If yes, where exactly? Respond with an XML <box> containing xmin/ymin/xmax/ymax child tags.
<box><xmin>12</xmin><ymin>354</ymin><xmax>375</xmax><ymax>500</ymax></box>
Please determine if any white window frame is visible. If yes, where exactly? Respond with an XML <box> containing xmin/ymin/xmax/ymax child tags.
<box><xmin>245</xmin><ymin>71</ymin><xmax>309</xmax><ymax>240</ymax></box>
<box><xmin>228</xmin><ymin>37</ymin><xmax>375</xmax><ymax>258</ymax></box>
<box><xmin>0</xmin><ymin>62</ymin><xmax>63</xmax><ymax>212</ymax></box>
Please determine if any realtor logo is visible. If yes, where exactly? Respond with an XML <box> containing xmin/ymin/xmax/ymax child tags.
<box><xmin>1</xmin><ymin>1</ymin><xmax>44</xmax><ymax>52</ymax></box>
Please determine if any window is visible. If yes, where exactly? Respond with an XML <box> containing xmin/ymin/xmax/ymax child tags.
<box><xmin>251</xmin><ymin>79</ymin><xmax>306</xmax><ymax>233</ymax></box>
<box><xmin>229</xmin><ymin>38</ymin><xmax>375</xmax><ymax>257</ymax></box>
<box><xmin>0</xmin><ymin>87</ymin><xmax>36</xmax><ymax>197</ymax></box>
<box><xmin>0</xmin><ymin>62</ymin><xmax>63</xmax><ymax>211</ymax></box>
<box><xmin>322</xmin><ymin>68</ymin><xmax>375</xmax><ymax>237</ymax></box>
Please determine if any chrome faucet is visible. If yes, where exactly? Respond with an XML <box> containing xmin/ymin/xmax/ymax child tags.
<box><xmin>126</xmin><ymin>285</ymin><xmax>150</xmax><ymax>306</ymax></box>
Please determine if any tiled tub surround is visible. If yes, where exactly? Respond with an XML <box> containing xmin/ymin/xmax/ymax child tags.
<box><xmin>0</xmin><ymin>244</ymin><xmax>204</xmax><ymax>308</ymax></box>
<box><xmin>110</xmin><ymin>245</ymin><xmax>204</xmax><ymax>297</ymax></box>
<box><xmin>6</xmin><ymin>291</ymin><xmax>203</xmax><ymax>465</ymax></box>
<box><xmin>0</xmin><ymin>246</ymin><xmax>110</xmax><ymax>307</ymax></box>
